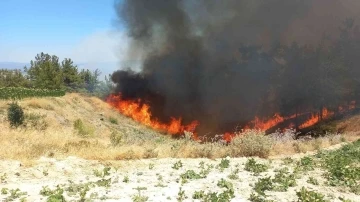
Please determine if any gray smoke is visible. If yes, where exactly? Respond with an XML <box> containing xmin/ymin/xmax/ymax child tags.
<box><xmin>112</xmin><ymin>0</ymin><xmax>360</xmax><ymax>135</ymax></box>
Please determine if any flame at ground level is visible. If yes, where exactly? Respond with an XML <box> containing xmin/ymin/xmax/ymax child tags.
<box><xmin>107</xmin><ymin>94</ymin><xmax>199</xmax><ymax>137</ymax></box>
<box><xmin>107</xmin><ymin>94</ymin><xmax>356</xmax><ymax>142</ymax></box>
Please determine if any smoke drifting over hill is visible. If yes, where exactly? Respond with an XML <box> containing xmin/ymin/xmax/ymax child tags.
<box><xmin>111</xmin><ymin>0</ymin><xmax>360</xmax><ymax>135</ymax></box>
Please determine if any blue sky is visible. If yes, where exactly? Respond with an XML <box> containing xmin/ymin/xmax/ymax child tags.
<box><xmin>0</xmin><ymin>0</ymin><xmax>130</xmax><ymax>75</ymax></box>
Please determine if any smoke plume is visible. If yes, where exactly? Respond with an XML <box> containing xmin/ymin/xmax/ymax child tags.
<box><xmin>112</xmin><ymin>0</ymin><xmax>360</xmax><ymax>135</ymax></box>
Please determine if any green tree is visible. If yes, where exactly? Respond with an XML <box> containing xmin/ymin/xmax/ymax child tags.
<box><xmin>79</xmin><ymin>68</ymin><xmax>101</xmax><ymax>93</ymax></box>
<box><xmin>0</xmin><ymin>69</ymin><xmax>29</xmax><ymax>87</ymax></box>
<box><xmin>61</xmin><ymin>58</ymin><xmax>81</xmax><ymax>89</ymax></box>
<box><xmin>24</xmin><ymin>52</ymin><xmax>63</xmax><ymax>89</ymax></box>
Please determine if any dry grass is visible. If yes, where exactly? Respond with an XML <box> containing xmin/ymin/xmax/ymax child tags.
<box><xmin>0</xmin><ymin>93</ymin><xmax>359</xmax><ymax>164</ymax></box>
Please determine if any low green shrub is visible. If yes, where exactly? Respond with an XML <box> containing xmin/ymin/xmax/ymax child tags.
<box><xmin>73</xmin><ymin>119</ymin><xmax>94</xmax><ymax>137</ymax></box>
<box><xmin>7</xmin><ymin>102</ymin><xmax>24</xmax><ymax>127</ymax></box>
<box><xmin>245</xmin><ymin>158</ymin><xmax>268</xmax><ymax>175</ymax></box>
<box><xmin>296</xmin><ymin>187</ymin><xmax>327</xmax><ymax>202</ymax></box>
<box><xmin>0</xmin><ymin>87</ymin><xmax>65</xmax><ymax>100</ymax></box>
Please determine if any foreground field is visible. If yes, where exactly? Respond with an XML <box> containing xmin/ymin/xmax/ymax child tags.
<box><xmin>0</xmin><ymin>140</ymin><xmax>359</xmax><ymax>201</ymax></box>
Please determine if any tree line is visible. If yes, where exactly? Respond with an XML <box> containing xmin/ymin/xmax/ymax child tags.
<box><xmin>0</xmin><ymin>52</ymin><xmax>113</xmax><ymax>99</ymax></box>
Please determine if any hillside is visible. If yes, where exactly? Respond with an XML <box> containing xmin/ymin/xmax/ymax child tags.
<box><xmin>0</xmin><ymin>93</ymin><xmax>359</xmax><ymax>162</ymax></box>
<box><xmin>0</xmin><ymin>94</ymin><xmax>359</xmax><ymax>201</ymax></box>
<box><xmin>0</xmin><ymin>93</ymin><xmax>171</xmax><ymax>162</ymax></box>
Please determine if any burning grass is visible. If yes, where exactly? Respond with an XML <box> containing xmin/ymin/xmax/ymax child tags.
<box><xmin>0</xmin><ymin>93</ymin><xmax>358</xmax><ymax>164</ymax></box>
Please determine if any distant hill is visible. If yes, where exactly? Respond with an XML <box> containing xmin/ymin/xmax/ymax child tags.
<box><xmin>0</xmin><ymin>62</ymin><xmax>29</xmax><ymax>70</ymax></box>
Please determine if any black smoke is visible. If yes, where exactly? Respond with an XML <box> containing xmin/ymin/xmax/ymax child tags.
<box><xmin>112</xmin><ymin>0</ymin><xmax>360</xmax><ymax>135</ymax></box>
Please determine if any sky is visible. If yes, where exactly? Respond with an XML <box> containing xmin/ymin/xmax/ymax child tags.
<box><xmin>0</xmin><ymin>0</ymin><xmax>130</xmax><ymax>75</ymax></box>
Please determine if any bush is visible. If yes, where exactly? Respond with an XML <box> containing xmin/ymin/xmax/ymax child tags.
<box><xmin>110</xmin><ymin>131</ymin><xmax>122</xmax><ymax>146</ymax></box>
<box><xmin>0</xmin><ymin>87</ymin><xmax>65</xmax><ymax>100</ymax></box>
<box><xmin>109</xmin><ymin>117</ymin><xmax>118</xmax><ymax>124</ymax></box>
<box><xmin>296</xmin><ymin>187</ymin><xmax>327</xmax><ymax>202</ymax></box>
<box><xmin>73</xmin><ymin>119</ymin><xmax>94</xmax><ymax>137</ymax></box>
<box><xmin>7</xmin><ymin>102</ymin><xmax>24</xmax><ymax>127</ymax></box>
<box><xmin>230</xmin><ymin>130</ymin><xmax>273</xmax><ymax>157</ymax></box>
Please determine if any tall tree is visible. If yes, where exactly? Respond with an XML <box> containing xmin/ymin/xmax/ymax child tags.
<box><xmin>62</xmin><ymin>58</ymin><xmax>80</xmax><ymax>89</ymax></box>
<box><xmin>24</xmin><ymin>52</ymin><xmax>63</xmax><ymax>89</ymax></box>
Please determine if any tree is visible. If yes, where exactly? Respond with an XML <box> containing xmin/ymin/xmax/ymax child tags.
<box><xmin>0</xmin><ymin>69</ymin><xmax>29</xmax><ymax>87</ymax></box>
<box><xmin>24</xmin><ymin>52</ymin><xmax>63</xmax><ymax>89</ymax></box>
<box><xmin>62</xmin><ymin>58</ymin><xmax>81</xmax><ymax>89</ymax></box>
<box><xmin>79</xmin><ymin>68</ymin><xmax>101</xmax><ymax>93</ymax></box>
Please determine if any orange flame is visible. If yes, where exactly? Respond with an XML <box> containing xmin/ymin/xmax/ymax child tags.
<box><xmin>298</xmin><ymin>108</ymin><xmax>334</xmax><ymax>129</ymax></box>
<box><xmin>106</xmin><ymin>94</ymin><xmax>199</xmax><ymax>135</ymax></box>
<box><xmin>223</xmin><ymin>132</ymin><xmax>236</xmax><ymax>142</ymax></box>
<box><xmin>251</xmin><ymin>113</ymin><xmax>285</xmax><ymax>131</ymax></box>
<box><xmin>107</xmin><ymin>93</ymin><xmax>356</xmax><ymax>142</ymax></box>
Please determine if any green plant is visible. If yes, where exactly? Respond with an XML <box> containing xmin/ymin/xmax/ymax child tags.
<box><xmin>180</xmin><ymin>170</ymin><xmax>203</xmax><ymax>183</ymax></box>
<box><xmin>228</xmin><ymin>168</ymin><xmax>240</xmax><ymax>180</ymax></box>
<box><xmin>245</xmin><ymin>158</ymin><xmax>268</xmax><ymax>175</ymax></box>
<box><xmin>307</xmin><ymin>177</ymin><xmax>319</xmax><ymax>185</ymax></box>
<box><xmin>282</xmin><ymin>157</ymin><xmax>294</xmax><ymax>165</ymax></box>
<box><xmin>296</xmin><ymin>187</ymin><xmax>327</xmax><ymax>202</ymax></box>
<box><xmin>24</xmin><ymin>113</ymin><xmax>48</xmax><ymax>130</ymax></box>
<box><xmin>110</xmin><ymin>131</ymin><xmax>122</xmax><ymax>146</ymax></box>
<box><xmin>177</xmin><ymin>187</ymin><xmax>187</xmax><ymax>202</ymax></box>
<box><xmin>65</xmin><ymin>181</ymin><xmax>94</xmax><ymax>199</ymax></box>
<box><xmin>319</xmin><ymin>140</ymin><xmax>360</xmax><ymax>193</ymax></box>
<box><xmin>95</xmin><ymin>178</ymin><xmax>111</xmax><ymax>187</ymax></box>
<box><xmin>217</xmin><ymin>178</ymin><xmax>234</xmax><ymax>190</ymax></box>
<box><xmin>218</xmin><ymin>158</ymin><xmax>230</xmax><ymax>169</ymax></box>
<box><xmin>5</xmin><ymin>188</ymin><xmax>27</xmax><ymax>201</ymax></box>
<box><xmin>199</xmin><ymin>163</ymin><xmax>213</xmax><ymax>178</ymax></box>
<box><xmin>123</xmin><ymin>175</ymin><xmax>129</xmax><ymax>183</ymax></box>
<box><xmin>192</xmin><ymin>190</ymin><xmax>205</xmax><ymax>199</ymax></box>
<box><xmin>132</xmin><ymin>187</ymin><xmax>148</xmax><ymax>202</ymax></box>
<box><xmin>93</xmin><ymin>167</ymin><xmax>111</xmax><ymax>178</ymax></box>
<box><xmin>7</xmin><ymin>102</ymin><xmax>24</xmax><ymax>127</ymax></box>
<box><xmin>0</xmin><ymin>173</ymin><xmax>7</xmax><ymax>183</ymax></box>
<box><xmin>1</xmin><ymin>188</ymin><xmax>8</xmax><ymax>195</ymax></box>
<box><xmin>296</xmin><ymin>156</ymin><xmax>314</xmax><ymax>171</ymax></box>
<box><xmin>249</xmin><ymin>192</ymin><xmax>274</xmax><ymax>202</ymax></box>
<box><xmin>40</xmin><ymin>185</ymin><xmax>65</xmax><ymax>202</ymax></box>
<box><xmin>203</xmin><ymin>189</ymin><xmax>235</xmax><ymax>201</ymax></box>
<box><xmin>148</xmin><ymin>163</ymin><xmax>155</xmax><ymax>170</ymax></box>
<box><xmin>338</xmin><ymin>197</ymin><xmax>353</xmax><ymax>202</ymax></box>
<box><xmin>172</xmin><ymin>160</ymin><xmax>183</xmax><ymax>170</ymax></box>
<box><xmin>253</xmin><ymin>177</ymin><xmax>273</xmax><ymax>196</ymax></box>
<box><xmin>73</xmin><ymin>119</ymin><xmax>94</xmax><ymax>137</ymax></box>
<box><xmin>272</xmin><ymin>168</ymin><xmax>296</xmax><ymax>191</ymax></box>
<box><xmin>0</xmin><ymin>87</ymin><xmax>65</xmax><ymax>100</ymax></box>
<box><xmin>109</xmin><ymin>117</ymin><xmax>118</xmax><ymax>124</ymax></box>
<box><xmin>43</xmin><ymin>169</ymin><xmax>49</xmax><ymax>176</ymax></box>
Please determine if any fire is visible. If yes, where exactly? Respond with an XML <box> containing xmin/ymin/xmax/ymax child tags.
<box><xmin>106</xmin><ymin>94</ymin><xmax>199</xmax><ymax>135</ymax></box>
<box><xmin>251</xmin><ymin>113</ymin><xmax>285</xmax><ymax>131</ymax></box>
<box><xmin>107</xmin><ymin>93</ymin><xmax>356</xmax><ymax>142</ymax></box>
<box><xmin>299</xmin><ymin>108</ymin><xmax>334</xmax><ymax>129</ymax></box>
<box><xmin>223</xmin><ymin>132</ymin><xmax>235</xmax><ymax>142</ymax></box>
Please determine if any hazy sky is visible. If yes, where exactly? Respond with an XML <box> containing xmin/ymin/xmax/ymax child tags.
<box><xmin>0</xmin><ymin>0</ymin><xmax>129</xmax><ymax>66</ymax></box>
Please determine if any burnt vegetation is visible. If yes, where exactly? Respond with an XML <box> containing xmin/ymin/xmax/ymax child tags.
<box><xmin>112</xmin><ymin>0</ymin><xmax>360</xmax><ymax>137</ymax></box>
